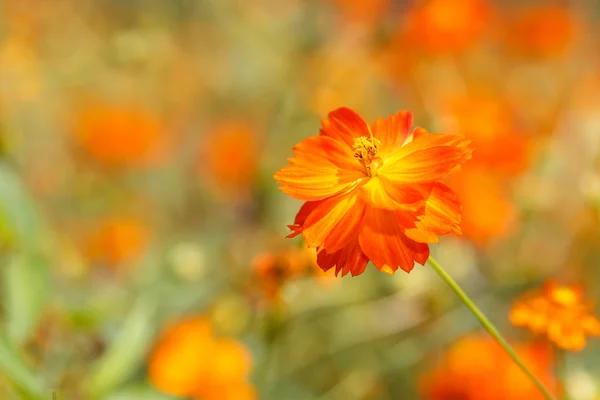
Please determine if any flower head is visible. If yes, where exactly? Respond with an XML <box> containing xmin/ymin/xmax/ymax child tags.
<box><xmin>200</xmin><ymin>122</ymin><xmax>259</xmax><ymax>200</ymax></box>
<box><xmin>403</xmin><ymin>0</ymin><xmax>492</xmax><ymax>54</ymax></box>
<box><xmin>84</xmin><ymin>216</ymin><xmax>150</xmax><ymax>269</ymax></box>
<box><xmin>148</xmin><ymin>316</ymin><xmax>255</xmax><ymax>400</ymax></box>
<box><xmin>74</xmin><ymin>103</ymin><xmax>167</xmax><ymax>168</ymax></box>
<box><xmin>331</xmin><ymin>0</ymin><xmax>389</xmax><ymax>26</ymax></box>
<box><xmin>253</xmin><ymin>246</ymin><xmax>314</xmax><ymax>300</ymax></box>
<box><xmin>274</xmin><ymin>107</ymin><xmax>472</xmax><ymax>276</ymax></box>
<box><xmin>504</xmin><ymin>4</ymin><xmax>578</xmax><ymax>57</ymax></box>
<box><xmin>253</xmin><ymin>244</ymin><xmax>334</xmax><ymax>301</ymax></box>
<box><xmin>420</xmin><ymin>334</ymin><xmax>554</xmax><ymax>400</ymax></box>
<box><xmin>510</xmin><ymin>281</ymin><xmax>600</xmax><ymax>351</ymax></box>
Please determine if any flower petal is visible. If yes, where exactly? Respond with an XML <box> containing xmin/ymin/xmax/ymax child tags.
<box><xmin>358</xmin><ymin>175</ymin><xmax>431</xmax><ymax>211</ymax></box>
<box><xmin>405</xmin><ymin>183</ymin><xmax>462</xmax><ymax>243</ymax></box>
<box><xmin>371</xmin><ymin>111</ymin><xmax>414</xmax><ymax>159</ymax></box>
<box><xmin>317</xmin><ymin>238</ymin><xmax>369</xmax><ymax>277</ymax></box>
<box><xmin>380</xmin><ymin>132</ymin><xmax>472</xmax><ymax>183</ymax></box>
<box><xmin>286</xmin><ymin>200</ymin><xmax>323</xmax><ymax>238</ymax></box>
<box><xmin>302</xmin><ymin>191</ymin><xmax>365</xmax><ymax>251</ymax></box>
<box><xmin>274</xmin><ymin>135</ymin><xmax>365</xmax><ymax>201</ymax></box>
<box><xmin>359</xmin><ymin>207</ymin><xmax>430</xmax><ymax>273</ymax></box>
<box><xmin>319</xmin><ymin>107</ymin><xmax>372</xmax><ymax>148</ymax></box>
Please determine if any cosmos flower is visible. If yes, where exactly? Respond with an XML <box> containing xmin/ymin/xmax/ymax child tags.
<box><xmin>420</xmin><ymin>334</ymin><xmax>555</xmax><ymax>400</ymax></box>
<box><xmin>148</xmin><ymin>316</ymin><xmax>256</xmax><ymax>400</ymax></box>
<box><xmin>274</xmin><ymin>107</ymin><xmax>472</xmax><ymax>276</ymax></box>
<box><xmin>510</xmin><ymin>281</ymin><xmax>600</xmax><ymax>351</ymax></box>
<box><xmin>74</xmin><ymin>103</ymin><xmax>167</xmax><ymax>168</ymax></box>
<box><xmin>84</xmin><ymin>216</ymin><xmax>150</xmax><ymax>269</ymax></box>
<box><xmin>330</xmin><ymin>0</ymin><xmax>389</xmax><ymax>26</ymax></box>
<box><xmin>252</xmin><ymin>244</ymin><xmax>335</xmax><ymax>302</ymax></box>
<box><xmin>402</xmin><ymin>0</ymin><xmax>492</xmax><ymax>54</ymax></box>
<box><xmin>504</xmin><ymin>4</ymin><xmax>578</xmax><ymax>57</ymax></box>
<box><xmin>252</xmin><ymin>246</ymin><xmax>314</xmax><ymax>301</ymax></box>
<box><xmin>201</xmin><ymin>122</ymin><xmax>260</xmax><ymax>200</ymax></box>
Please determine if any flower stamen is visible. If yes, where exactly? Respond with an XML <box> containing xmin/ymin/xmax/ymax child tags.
<box><xmin>353</xmin><ymin>136</ymin><xmax>382</xmax><ymax>177</ymax></box>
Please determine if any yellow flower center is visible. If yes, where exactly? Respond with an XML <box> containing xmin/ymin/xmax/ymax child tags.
<box><xmin>549</xmin><ymin>287</ymin><xmax>579</xmax><ymax>307</ymax></box>
<box><xmin>353</xmin><ymin>136</ymin><xmax>383</xmax><ymax>177</ymax></box>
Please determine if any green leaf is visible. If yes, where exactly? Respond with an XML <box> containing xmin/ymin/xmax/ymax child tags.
<box><xmin>4</xmin><ymin>255</ymin><xmax>50</xmax><ymax>345</ymax></box>
<box><xmin>87</xmin><ymin>298</ymin><xmax>158</xmax><ymax>397</ymax></box>
<box><xmin>0</xmin><ymin>162</ymin><xmax>42</xmax><ymax>251</ymax></box>
<box><xmin>102</xmin><ymin>383</ymin><xmax>177</xmax><ymax>400</ymax></box>
<box><xmin>0</xmin><ymin>332</ymin><xmax>45</xmax><ymax>399</ymax></box>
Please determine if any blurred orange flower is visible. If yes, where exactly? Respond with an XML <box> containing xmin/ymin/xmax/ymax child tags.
<box><xmin>504</xmin><ymin>4</ymin><xmax>578</xmax><ymax>56</ymax></box>
<box><xmin>448</xmin><ymin>168</ymin><xmax>517</xmax><ymax>244</ymax></box>
<box><xmin>74</xmin><ymin>103</ymin><xmax>167</xmax><ymax>168</ymax></box>
<box><xmin>84</xmin><ymin>216</ymin><xmax>150</xmax><ymax>268</ymax></box>
<box><xmin>331</xmin><ymin>0</ymin><xmax>389</xmax><ymax>26</ymax></box>
<box><xmin>420</xmin><ymin>335</ymin><xmax>555</xmax><ymax>400</ymax></box>
<box><xmin>443</xmin><ymin>97</ymin><xmax>531</xmax><ymax>244</ymax></box>
<box><xmin>403</xmin><ymin>0</ymin><xmax>492</xmax><ymax>54</ymax></box>
<box><xmin>446</xmin><ymin>98</ymin><xmax>530</xmax><ymax>176</ymax></box>
<box><xmin>149</xmin><ymin>316</ymin><xmax>255</xmax><ymax>400</ymax></box>
<box><xmin>274</xmin><ymin>107</ymin><xmax>472</xmax><ymax>276</ymax></box>
<box><xmin>253</xmin><ymin>245</ymin><xmax>329</xmax><ymax>300</ymax></box>
<box><xmin>510</xmin><ymin>281</ymin><xmax>600</xmax><ymax>351</ymax></box>
<box><xmin>201</xmin><ymin>123</ymin><xmax>259</xmax><ymax>200</ymax></box>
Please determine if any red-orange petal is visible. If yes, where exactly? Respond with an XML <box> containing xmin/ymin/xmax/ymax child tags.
<box><xmin>371</xmin><ymin>111</ymin><xmax>414</xmax><ymax>159</ymax></box>
<box><xmin>359</xmin><ymin>207</ymin><xmax>430</xmax><ymax>273</ymax></box>
<box><xmin>286</xmin><ymin>200</ymin><xmax>323</xmax><ymax>238</ymax></box>
<box><xmin>405</xmin><ymin>183</ymin><xmax>462</xmax><ymax>243</ymax></box>
<box><xmin>302</xmin><ymin>191</ymin><xmax>365</xmax><ymax>251</ymax></box>
<box><xmin>274</xmin><ymin>135</ymin><xmax>365</xmax><ymax>201</ymax></box>
<box><xmin>380</xmin><ymin>133</ymin><xmax>472</xmax><ymax>183</ymax></box>
<box><xmin>317</xmin><ymin>238</ymin><xmax>369</xmax><ymax>277</ymax></box>
<box><xmin>319</xmin><ymin>107</ymin><xmax>371</xmax><ymax>149</ymax></box>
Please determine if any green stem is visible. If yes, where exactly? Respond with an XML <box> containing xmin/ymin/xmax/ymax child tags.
<box><xmin>554</xmin><ymin>345</ymin><xmax>568</xmax><ymax>400</ymax></box>
<box><xmin>427</xmin><ymin>256</ymin><xmax>556</xmax><ymax>400</ymax></box>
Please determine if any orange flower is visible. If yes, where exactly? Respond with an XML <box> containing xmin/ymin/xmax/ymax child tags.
<box><xmin>331</xmin><ymin>0</ymin><xmax>389</xmax><ymax>26</ymax></box>
<box><xmin>201</xmin><ymin>123</ymin><xmax>259</xmax><ymax>200</ymax></box>
<box><xmin>448</xmin><ymin>168</ymin><xmax>516</xmax><ymax>244</ymax></box>
<box><xmin>504</xmin><ymin>4</ymin><xmax>578</xmax><ymax>57</ymax></box>
<box><xmin>253</xmin><ymin>246</ymin><xmax>312</xmax><ymax>300</ymax></box>
<box><xmin>420</xmin><ymin>334</ymin><xmax>555</xmax><ymax>400</ymax></box>
<box><xmin>148</xmin><ymin>316</ymin><xmax>255</xmax><ymax>400</ymax></box>
<box><xmin>274</xmin><ymin>107</ymin><xmax>472</xmax><ymax>276</ymax></box>
<box><xmin>445</xmin><ymin>97</ymin><xmax>530</xmax><ymax>176</ymax></box>
<box><xmin>74</xmin><ymin>103</ymin><xmax>166</xmax><ymax>168</ymax></box>
<box><xmin>510</xmin><ymin>281</ymin><xmax>600</xmax><ymax>351</ymax></box>
<box><xmin>442</xmin><ymin>97</ymin><xmax>530</xmax><ymax>244</ymax></box>
<box><xmin>252</xmin><ymin>244</ymin><xmax>333</xmax><ymax>301</ymax></box>
<box><xmin>84</xmin><ymin>216</ymin><xmax>150</xmax><ymax>268</ymax></box>
<box><xmin>403</xmin><ymin>0</ymin><xmax>492</xmax><ymax>54</ymax></box>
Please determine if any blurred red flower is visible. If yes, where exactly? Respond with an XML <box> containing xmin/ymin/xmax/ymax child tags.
<box><xmin>420</xmin><ymin>334</ymin><xmax>555</xmax><ymax>400</ymax></box>
<box><xmin>511</xmin><ymin>281</ymin><xmax>600</xmax><ymax>351</ymax></box>
<box><xmin>274</xmin><ymin>107</ymin><xmax>472</xmax><ymax>276</ymax></box>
